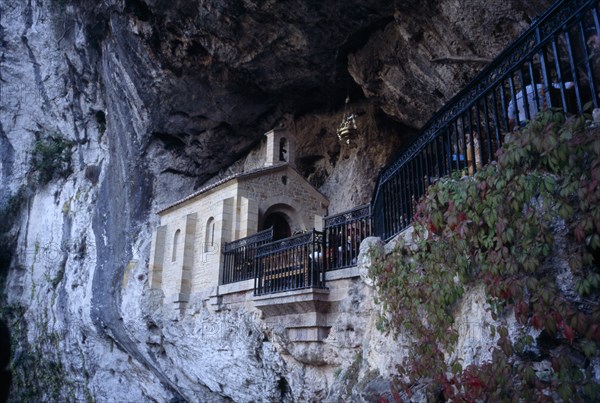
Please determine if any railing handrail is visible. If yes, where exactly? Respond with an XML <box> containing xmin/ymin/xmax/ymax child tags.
<box><xmin>223</xmin><ymin>227</ymin><xmax>273</xmax><ymax>253</ymax></box>
<box><xmin>374</xmin><ymin>0</ymin><xmax>595</xmax><ymax>202</ymax></box>
<box><xmin>256</xmin><ymin>230</ymin><xmax>322</xmax><ymax>257</ymax></box>
<box><xmin>324</xmin><ymin>204</ymin><xmax>371</xmax><ymax>227</ymax></box>
<box><xmin>324</xmin><ymin>204</ymin><xmax>373</xmax><ymax>271</ymax></box>
<box><xmin>221</xmin><ymin>227</ymin><xmax>274</xmax><ymax>286</ymax></box>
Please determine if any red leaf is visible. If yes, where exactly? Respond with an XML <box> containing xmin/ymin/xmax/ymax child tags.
<box><xmin>391</xmin><ymin>385</ymin><xmax>402</xmax><ymax>403</ymax></box>
<box><xmin>552</xmin><ymin>311</ymin><xmax>563</xmax><ymax>326</ymax></box>
<box><xmin>574</xmin><ymin>223</ymin><xmax>586</xmax><ymax>242</ymax></box>
<box><xmin>515</xmin><ymin>300</ymin><xmax>529</xmax><ymax>324</ymax></box>
<box><xmin>532</xmin><ymin>314</ymin><xmax>544</xmax><ymax>329</ymax></box>
<box><xmin>429</xmin><ymin>221</ymin><xmax>438</xmax><ymax>233</ymax></box>
<box><xmin>563</xmin><ymin>324</ymin><xmax>575</xmax><ymax>344</ymax></box>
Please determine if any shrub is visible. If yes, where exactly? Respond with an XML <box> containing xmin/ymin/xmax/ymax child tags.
<box><xmin>31</xmin><ymin>134</ymin><xmax>73</xmax><ymax>186</ymax></box>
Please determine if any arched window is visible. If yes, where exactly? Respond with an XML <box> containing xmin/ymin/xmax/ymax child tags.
<box><xmin>172</xmin><ymin>229</ymin><xmax>181</xmax><ymax>262</ymax></box>
<box><xmin>279</xmin><ymin>138</ymin><xmax>288</xmax><ymax>162</ymax></box>
<box><xmin>205</xmin><ymin>217</ymin><xmax>215</xmax><ymax>253</ymax></box>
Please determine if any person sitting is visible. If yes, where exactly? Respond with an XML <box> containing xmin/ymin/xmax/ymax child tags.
<box><xmin>508</xmin><ymin>81</ymin><xmax>574</xmax><ymax>130</ymax></box>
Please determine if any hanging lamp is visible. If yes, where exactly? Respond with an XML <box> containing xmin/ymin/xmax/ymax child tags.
<box><xmin>336</xmin><ymin>95</ymin><xmax>357</xmax><ymax>145</ymax></box>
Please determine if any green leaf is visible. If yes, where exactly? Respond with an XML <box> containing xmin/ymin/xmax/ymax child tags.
<box><xmin>581</xmin><ymin>339</ymin><xmax>597</xmax><ymax>358</ymax></box>
<box><xmin>523</xmin><ymin>365</ymin><xmax>536</xmax><ymax>385</ymax></box>
<box><xmin>451</xmin><ymin>361</ymin><xmax>462</xmax><ymax>375</ymax></box>
<box><xmin>558</xmin><ymin>383</ymin><xmax>573</xmax><ymax>401</ymax></box>
<box><xmin>543</xmin><ymin>176</ymin><xmax>555</xmax><ymax>193</ymax></box>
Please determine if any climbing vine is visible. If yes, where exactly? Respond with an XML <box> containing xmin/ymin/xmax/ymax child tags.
<box><xmin>370</xmin><ymin>111</ymin><xmax>600</xmax><ymax>400</ymax></box>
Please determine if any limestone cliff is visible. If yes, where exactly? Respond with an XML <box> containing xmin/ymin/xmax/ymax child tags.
<box><xmin>0</xmin><ymin>0</ymin><xmax>551</xmax><ymax>401</ymax></box>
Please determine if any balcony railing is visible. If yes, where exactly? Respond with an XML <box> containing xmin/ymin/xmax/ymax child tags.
<box><xmin>221</xmin><ymin>227</ymin><xmax>273</xmax><ymax>285</ymax></box>
<box><xmin>372</xmin><ymin>0</ymin><xmax>600</xmax><ymax>240</ymax></box>
<box><xmin>254</xmin><ymin>230</ymin><xmax>326</xmax><ymax>296</ymax></box>
<box><xmin>324</xmin><ymin>204</ymin><xmax>372</xmax><ymax>271</ymax></box>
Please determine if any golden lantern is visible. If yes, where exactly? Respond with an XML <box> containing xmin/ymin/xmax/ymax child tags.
<box><xmin>336</xmin><ymin>96</ymin><xmax>357</xmax><ymax>145</ymax></box>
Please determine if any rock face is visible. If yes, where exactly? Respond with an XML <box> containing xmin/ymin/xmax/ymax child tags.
<box><xmin>0</xmin><ymin>0</ymin><xmax>552</xmax><ymax>401</ymax></box>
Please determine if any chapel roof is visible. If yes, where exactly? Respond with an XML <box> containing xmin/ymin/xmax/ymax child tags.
<box><xmin>157</xmin><ymin>163</ymin><xmax>327</xmax><ymax>214</ymax></box>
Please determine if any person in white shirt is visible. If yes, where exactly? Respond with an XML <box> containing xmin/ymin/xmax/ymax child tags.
<box><xmin>508</xmin><ymin>81</ymin><xmax>574</xmax><ymax>129</ymax></box>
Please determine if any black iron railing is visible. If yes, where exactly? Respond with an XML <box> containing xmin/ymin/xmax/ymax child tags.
<box><xmin>324</xmin><ymin>204</ymin><xmax>372</xmax><ymax>271</ymax></box>
<box><xmin>221</xmin><ymin>227</ymin><xmax>273</xmax><ymax>285</ymax></box>
<box><xmin>254</xmin><ymin>230</ymin><xmax>326</xmax><ymax>295</ymax></box>
<box><xmin>373</xmin><ymin>0</ymin><xmax>600</xmax><ymax>240</ymax></box>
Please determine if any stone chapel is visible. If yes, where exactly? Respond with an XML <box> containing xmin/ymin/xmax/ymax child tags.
<box><xmin>148</xmin><ymin>129</ymin><xmax>329</xmax><ymax>310</ymax></box>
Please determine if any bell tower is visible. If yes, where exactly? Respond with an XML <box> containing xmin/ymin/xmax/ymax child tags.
<box><xmin>265</xmin><ymin>128</ymin><xmax>295</xmax><ymax>167</ymax></box>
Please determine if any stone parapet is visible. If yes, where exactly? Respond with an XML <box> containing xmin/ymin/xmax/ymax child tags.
<box><xmin>254</xmin><ymin>288</ymin><xmax>330</xmax><ymax>316</ymax></box>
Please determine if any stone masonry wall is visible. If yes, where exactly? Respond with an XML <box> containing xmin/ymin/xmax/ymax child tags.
<box><xmin>239</xmin><ymin>166</ymin><xmax>329</xmax><ymax>232</ymax></box>
<box><xmin>151</xmin><ymin>182</ymin><xmax>239</xmax><ymax>305</ymax></box>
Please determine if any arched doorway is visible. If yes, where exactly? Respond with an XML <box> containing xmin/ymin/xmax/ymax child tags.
<box><xmin>263</xmin><ymin>212</ymin><xmax>291</xmax><ymax>240</ymax></box>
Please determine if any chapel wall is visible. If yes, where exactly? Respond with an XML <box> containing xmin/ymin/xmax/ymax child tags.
<box><xmin>238</xmin><ymin>167</ymin><xmax>328</xmax><ymax>232</ymax></box>
<box><xmin>153</xmin><ymin>183</ymin><xmax>241</xmax><ymax>303</ymax></box>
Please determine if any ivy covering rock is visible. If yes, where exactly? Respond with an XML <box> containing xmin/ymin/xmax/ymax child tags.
<box><xmin>370</xmin><ymin>111</ymin><xmax>600</xmax><ymax>401</ymax></box>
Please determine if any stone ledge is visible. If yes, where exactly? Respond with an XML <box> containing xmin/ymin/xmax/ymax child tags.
<box><xmin>215</xmin><ymin>279</ymin><xmax>254</xmax><ymax>296</ymax></box>
<box><xmin>253</xmin><ymin>287</ymin><xmax>329</xmax><ymax>302</ymax></box>
<box><xmin>325</xmin><ymin>266</ymin><xmax>360</xmax><ymax>281</ymax></box>
<box><xmin>207</xmin><ymin>280</ymin><xmax>255</xmax><ymax>312</ymax></box>
<box><xmin>167</xmin><ymin>292</ymin><xmax>190</xmax><ymax>303</ymax></box>
<box><xmin>254</xmin><ymin>288</ymin><xmax>330</xmax><ymax>317</ymax></box>
<box><xmin>265</xmin><ymin>311</ymin><xmax>329</xmax><ymax>328</ymax></box>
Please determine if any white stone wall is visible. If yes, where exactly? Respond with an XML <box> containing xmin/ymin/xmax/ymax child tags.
<box><xmin>152</xmin><ymin>182</ymin><xmax>239</xmax><ymax>304</ymax></box>
<box><xmin>149</xmin><ymin>225</ymin><xmax>167</xmax><ymax>289</ymax></box>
